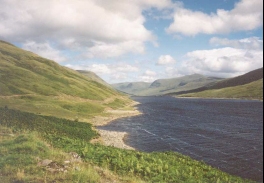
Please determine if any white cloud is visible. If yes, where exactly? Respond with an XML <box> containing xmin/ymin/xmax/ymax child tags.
<box><xmin>210</xmin><ymin>37</ymin><xmax>263</xmax><ymax>50</ymax></box>
<box><xmin>84</xmin><ymin>63</ymin><xmax>139</xmax><ymax>74</ymax></box>
<box><xmin>138</xmin><ymin>70</ymin><xmax>157</xmax><ymax>82</ymax></box>
<box><xmin>85</xmin><ymin>64</ymin><xmax>112</xmax><ymax>75</ymax></box>
<box><xmin>145</xmin><ymin>70</ymin><xmax>157</xmax><ymax>76</ymax></box>
<box><xmin>109</xmin><ymin>73</ymin><xmax>128</xmax><ymax>80</ymax></box>
<box><xmin>22</xmin><ymin>41</ymin><xmax>67</xmax><ymax>62</ymax></box>
<box><xmin>66</xmin><ymin>62</ymin><xmax>139</xmax><ymax>83</ymax></box>
<box><xmin>84</xmin><ymin>41</ymin><xmax>145</xmax><ymax>59</ymax></box>
<box><xmin>0</xmin><ymin>0</ymin><xmax>172</xmax><ymax>58</ymax></box>
<box><xmin>114</xmin><ymin>63</ymin><xmax>140</xmax><ymax>72</ymax></box>
<box><xmin>0</xmin><ymin>1</ymin><xmax>149</xmax><ymax>42</ymax></box>
<box><xmin>181</xmin><ymin>47</ymin><xmax>263</xmax><ymax>77</ymax></box>
<box><xmin>157</xmin><ymin>55</ymin><xmax>176</xmax><ymax>65</ymax></box>
<box><xmin>165</xmin><ymin>67</ymin><xmax>182</xmax><ymax>78</ymax></box>
<box><xmin>167</xmin><ymin>0</ymin><xmax>263</xmax><ymax>36</ymax></box>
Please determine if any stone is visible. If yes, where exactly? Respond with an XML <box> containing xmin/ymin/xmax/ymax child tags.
<box><xmin>64</xmin><ymin>160</ymin><xmax>70</xmax><ymax>164</ymax></box>
<box><xmin>38</xmin><ymin>159</ymin><xmax>52</xmax><ymax>167</ymax></box>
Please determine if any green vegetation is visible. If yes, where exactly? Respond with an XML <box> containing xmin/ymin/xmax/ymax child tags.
<box><xmin>77</xmin><ymin>70</ymin><xmax>112</xmax><ymax>88</ymax></box>
<box><xmin>0</xmin><ymin>126</ymin><xmax>103</xmax><ymax>183</ymax></box>
<box><xmin>106</xmin><ymin>98</ymin><xmax>129</xmax><ymax>109</ymax></box>
<box><xmin>0</xmin><ymin>107</ymin><xmax>253</xmax><ymax>183</ymax></box>
<box><xmin>179</xmin><ymin>79</ymin><xmax>263</xmax><ymax>100</ymax></box>
<box><xmin>0</xmin><ymin>40</ymin><xmax>133</xmax><ymax>120</ymax></box>
<box><xmin>0</xmin><ymin>40</ymin><xmax>114</xmax><ymax>99</ymax></box>
<box><xmin>0</xmin><ymin>40</ymin><xmax>259</xmax><ymax>182</ymax></box>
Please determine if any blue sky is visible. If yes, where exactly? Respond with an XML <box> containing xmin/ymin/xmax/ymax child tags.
<box><xmin>0</xmin><ymin>0</ymin><xmax>263</xmax><ymax>83</ymax></box>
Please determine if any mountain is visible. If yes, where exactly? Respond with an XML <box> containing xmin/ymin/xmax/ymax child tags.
<box><xmin>178</xmin><ymin>79</ymin><xmax>263</xmax><ymax>100</ymax></box>
<box><xmin>112</xmin><ymin>74</ymin><xmax>222</xmax><ymax>96</ymax></box>
<box><xmin>175</xmin><ymin>68</ymin><xmax>263</xmax><ymax>100</ymax></box>
<box><xmin>175</xmin><ymin>67</ymin><xmax>263</xmax><ymax>95</ymax></box>
<box><xmin>76</xmin><ymin>70</ymin><xmax>112</xmax><ymax>88</ymax></box>
<box><xmin>0</xmin><ymin>40</ymin><xmax>132</xmax><ymax>120</ymax></box>
<box><xmin>112</xmin><ymin>82</ymin><xmax>151</xmax><ymax>95</ymax></box>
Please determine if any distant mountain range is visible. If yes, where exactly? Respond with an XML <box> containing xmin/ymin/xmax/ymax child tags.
<box><xmin>112</xmin><ymin>74</ymin><xmax>223</xmax><ymax>96</ymax></box>
<box><xmin>112</xmin><ymin>67</ymin><xmax>263</xmax><ymax>100</ymax></box>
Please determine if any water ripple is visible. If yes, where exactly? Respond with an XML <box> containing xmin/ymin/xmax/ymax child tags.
<box><xmin>99</xmin><ymin>96</ymin><xmax>263</xmax><ymax>182</ymax></box>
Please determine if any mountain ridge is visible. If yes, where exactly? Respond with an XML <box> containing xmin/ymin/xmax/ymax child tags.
<box><xmin>169</xmin><ymin>67</ymin><xmax>263</xmax><ymax>96</ymax></box>
<box><xmin>112</xmin><ymin>74</ymin><xmax>223</xmax><ymax>96</ymax></box>
<box><xmin>76</xmin><ymin>70</ymin><xmax>112</xmax><ymax>88</ymax></box>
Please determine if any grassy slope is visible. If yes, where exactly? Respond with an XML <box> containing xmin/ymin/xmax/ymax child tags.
<box><xmin>0</xmin><ymin>108</ymin><xmax>252</xmax><ymax>183</ymax></box>
<box><xmin>179</xmin><ymin>79</ymin><xmax>263</xmax><ymax>100</ymax></box>
<box><xmin>208</xmin><ymin>67</ymin><xmax>263</xmax><ymax>89</ymax></box>
<box><xmin>77</xmin><ymin>70</ymin><xmax>112</xmax><ymax>88</ymax></box>
<box><xmin>170</xmin><ymin>67</ymin><xmax>263</xmax><ymax>97</ymax></box>
<box><xmin>0</xmin><ymin>125</ymin><xmax>145</xmax><ymax>183</ymax></box>
<box><xmin>0</xmin><ymin>40</ymin><xmax>132</xmax><ymax>120</ymax></box>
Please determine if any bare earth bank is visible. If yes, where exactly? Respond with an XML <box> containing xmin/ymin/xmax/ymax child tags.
<box><xmin>90</xmin><ymin>101</ymin><xmax>142</xmax><ymax>150</ymax></box>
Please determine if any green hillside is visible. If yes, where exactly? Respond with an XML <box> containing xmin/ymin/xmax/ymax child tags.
<box><xmin>0</xmin><ymin>40</ymin><xmax>132</xmax><ymax>120</ymax></box>
<box><xmin>112</xmin><ymin>82</ymin><xmax>151</xmax><ymax>96</ymax></box>
<box><xmin>207</xmin><ymin>67</ymin><xmax>263</xmax><ymax>89</ymax></box>
<box><xmin>179</xmin><ymin>79</ymin><xmax>263</xmax><ymax>100</ymax></box>
<box><xmin>170</xmin><ymin>67</ymin><xmax>263</xmax><ymax>96</ymax></box>
<box><xmin>112</xmin><ymin>74</ymin><xmax>222</xmax><ymax>96</ymax></box>
<box><xmin>77</xmin><ymin>70</ymin><xmax>112</xmax><ymax>88</ymax></box>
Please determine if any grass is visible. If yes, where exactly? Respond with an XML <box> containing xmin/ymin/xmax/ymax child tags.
<box><xmin>179</xmin><ymin>79</ymin><xmax>263</xmax><ymax>100</ymax></box>
<box><xmin>0</xmin><ymin>40</ymin><xmax>134</xmax><ymax>120</ymax></box>
<box><xmin>0</xmin><ymin>40</ymin><xmax>259</xmax><ymax>182</ymax></box>
<box><xmin>0</xmin><ymin>41</ymin><xmax>115</xmax><ymax>99</ymax></box>
<box><xmin>0</xmin><ymin>107</ymin><xmax>254</xmax><ymax>183</ymax></box>
<box><xmin>0</xmin><ymin>94</ymin><xmax>135</xmax><ymax>122</ymax></box>
<box><xmin>0</xmin><ymin>126</ymin><xmax>103</xmax><ymax>183</ymax></box>
<box><xmin>106</xmin><ymin>98</ymin><xmax>129</xmax><ymax>109</ymax></box>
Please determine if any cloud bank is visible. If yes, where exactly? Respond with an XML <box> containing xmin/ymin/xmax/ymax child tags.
<box><xmin>167</xmin><ymin>0</ymin><xmax>263</xmax><ymax>36</ymax></box>
<box><xmin>0</xmin><ymin>0</ymin><xmax>262</xmax><ymax>83</ymax></box>
<box><xmin>157</xmin><ymin>55</ymin><xmax>176</xmax><ymax>65</ymax></box>
<box><xmin>181</xmin><ymin>47</ymin><xmax>263</xmax><ymax>78</ymax></box>
<box><xmin>0</xmin><ymin>0</ymin><xmax>171</xmax><ymax>59</ymax></box>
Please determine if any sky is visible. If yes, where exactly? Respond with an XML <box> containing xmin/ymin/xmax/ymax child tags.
<box><xmin>0</xmin><ymin>0</ymin><xmax>263</xmax><ymax>84</ymax></box>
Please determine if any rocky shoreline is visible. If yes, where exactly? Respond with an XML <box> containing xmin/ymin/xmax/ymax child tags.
<box><xmin>90</xmin><ymin>102</ymin><xmax>141</xmax><ymax>150</ymax></box>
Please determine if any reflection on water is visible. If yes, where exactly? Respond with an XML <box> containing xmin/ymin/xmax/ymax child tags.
<box><xmin>97</xmin><ymin>96</ymin><xmax>263</xmax><ymax>182</ymax></box>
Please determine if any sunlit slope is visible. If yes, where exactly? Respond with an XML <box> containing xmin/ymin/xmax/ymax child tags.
<box><xmin>171</xmin><ymin>67</ymin><xmax>263</xmax><ymax>95</ymax></box>
<box><xmin>179</xmin><ymin>79</ymin><xmax>263</xmax><ymax>100</ymax></box>
<box><xmin>77</xmin><ymin>70</ymin><xmax>112</xmax><ymax>88</ymax></box>
<box><xmin>208</xmin><ymin>67</ymin><xmax>263</xmax><ymax>89</ymax></box>
<box><xmin>0</xmin><ymin>40</ymin><xmax>132</xmax><ymax>119</ymax></box>
<box><xmin>0</xmin><ymin>40</ymin><xmax>117</xmax><ymax>99</ymax></box>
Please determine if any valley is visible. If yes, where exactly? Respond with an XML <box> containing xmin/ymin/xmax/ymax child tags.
<box><xmin>0</xmin><ymin>40</ymin><xmax>262</xmax><ymax>182</ymax></box>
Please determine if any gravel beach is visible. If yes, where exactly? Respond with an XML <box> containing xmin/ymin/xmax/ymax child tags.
<box><xmin>90</xmin><ymin>101</ymin><xmax>141</xmax><ymax>150</ymax></box>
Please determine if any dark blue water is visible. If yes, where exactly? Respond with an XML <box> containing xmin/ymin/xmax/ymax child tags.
<box><xmin>97</xmin><ymin>96</ymin><xmax>263</xmax><ymax>182</ymax></box>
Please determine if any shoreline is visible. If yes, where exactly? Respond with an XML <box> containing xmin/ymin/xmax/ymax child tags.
<box><xmin>174</xmin><ymin>96</ymin><xmax>263</xmax><ymax>101</ymax></box>
<box><xmin>90</xmin><ymin>101</ymin><xmax>142</xmax><ymax>150</ymax></box>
